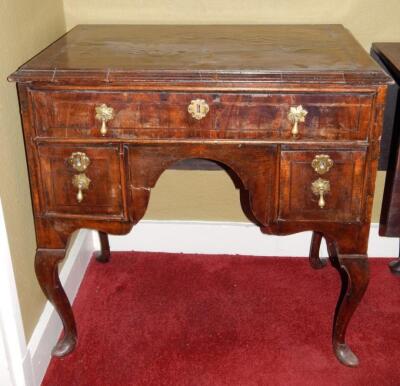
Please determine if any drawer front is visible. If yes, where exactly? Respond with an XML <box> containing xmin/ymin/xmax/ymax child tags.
<box><xmin>31</xmin><ymin>90</ymin><xmax>373</xmax><ymax>140</ymax></box>
<box><xmin>279</xmin><ymin>149</ymin><xmax>366</xmax><ymax>222</ymax></box>
<box><xmin>37</xmin><ymin>145</ymin><xmax>125</xmax><ymax>218</ymax></box>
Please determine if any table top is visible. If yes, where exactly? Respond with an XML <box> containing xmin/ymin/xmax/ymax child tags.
<box><xmin>10</xmin><ymin>24</ymin><xmax>390</xmax><ymax>84</ymax></box>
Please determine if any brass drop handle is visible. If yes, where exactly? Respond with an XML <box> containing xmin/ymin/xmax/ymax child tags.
<box><xmin>95</xmin><ymin>104</ymin><xmax>115</xmax><ymax>136</ymax></box>
<box><xmin>288</xmin><ymin>105</ymin><xmax>308</xmax><ymax>137</ymax></box>
<box><xmin>68</xmin><ymin>152</ymin><xmax>91</xmax><ymax>203</ymax></box>
<box><xmin>72</xmin><ymin>174</ymin><xmax>91</xmax><ymax>203</ymax></box>
<box><xmin>311</xmin><ymin>178</ymin><xmax>330</xmax><ymax>209</ymax></box>
<box><xmin>188</xmin><ymin>99</ymin><xmax>209</xmax><ymax>120</ymax></box>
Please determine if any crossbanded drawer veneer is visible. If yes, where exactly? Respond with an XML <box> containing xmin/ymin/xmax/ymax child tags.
<box><xmin>9</xmin><ymin>25</ymin><xmax>391</xmax><ymax>367</ymax></box>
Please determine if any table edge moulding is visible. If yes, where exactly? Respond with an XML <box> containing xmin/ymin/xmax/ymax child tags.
<box><xmin>8</xmin><ymin>24</ymin><xmax>392</xmax><ymax>368</ymax></box>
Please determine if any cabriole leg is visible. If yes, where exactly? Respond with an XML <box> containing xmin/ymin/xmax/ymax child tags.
<box><xmin>389</xmin><ymin>259</ymin><xmax>400</xmax><ymax>274</ymax></box>
<box><xmin>94</xmin><ymin>231</ymin><xmax>111</xmax><ymax>263</ymax></box>
<box><xmin>309</xmin><ymin>231</ymin><xmax>327</xmax><ymax>269</ymax></box>
<box><xmin>329</xmin><ymin>248</ymin><xmax>369</xmax><ymax>367</ymax></box>
<box><xmin>388</xmin><ymin>242</ymin><xmax>400</xmax><ymax>274</ymax></box>
<box><xmin>35</xmin><ymin>248</ymin><xmax>77</xmax><ymax>356</ymax></box>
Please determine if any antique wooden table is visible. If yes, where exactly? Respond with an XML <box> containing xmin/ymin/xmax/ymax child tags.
<box><xmin>9</xmin><ymin>25</ymin><xmax>391</xmax><ymax>367</ymax></box>
<box><xmin>371</xmin><ymin>43</ymin><xmax>400</xmax><ymax>273</ymax></box>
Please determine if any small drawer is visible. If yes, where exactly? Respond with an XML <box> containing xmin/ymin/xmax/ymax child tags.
<box><xmin>30</xmin><ymin>89</ymin><xmax>373</xmax><ymax>141</ymax></box>
<box><xmin>37</xmin><ymin>144</ymin><xmax>125</xmax><ymax>218</ymax></box>
<box><xmin>279</xmin><ymin>149</ymin><xmax>366</xmax><ymax>222</ymax></box>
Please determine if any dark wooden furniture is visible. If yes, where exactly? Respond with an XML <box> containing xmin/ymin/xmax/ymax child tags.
<box><xmin>371</xmin><ymin>43</ymin><xmax>400</xmax><ymax>273</ymax></box>
<box><xmin>9</xmin><ymin>25</ymin><xmax>391</xmax><ymax>367</ymax></box>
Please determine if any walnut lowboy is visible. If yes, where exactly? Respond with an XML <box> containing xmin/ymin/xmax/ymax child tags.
<box><xmin>9</xmin><ymin>25</ymin><xmax>391</xmax><ymax>367</ymax></box>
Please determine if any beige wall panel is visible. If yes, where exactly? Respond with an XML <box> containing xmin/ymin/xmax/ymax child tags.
<box><xmin>0</xmin><ymin>0</ymin><xmax>66</xmax><ymax>339</ymax></box>
<box><xmin>63</xmin><ymin>0</ymin><xmax>400</xmax><ymax>51</ymax></box>
<box><xmin>144</xmin><ymin>170</ymin><xmax>248</xmax><ymax>221</ymax></box>
<box><xmin>372</xmin><ymin>171</ymin><xmax>386</xmax><ymax>224</ymax></box>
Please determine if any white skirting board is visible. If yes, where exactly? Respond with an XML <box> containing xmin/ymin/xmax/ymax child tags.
<box><xmin>107</xmin><ymin>221</ymin><xmax>399</xmax><ymax>258</ymax></box>
<box><xmin>28</xmin><ymin>221</ymin><xmax>398</xmax><ymax>385</ymax></box>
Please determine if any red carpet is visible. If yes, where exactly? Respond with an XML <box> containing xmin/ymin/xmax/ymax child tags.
<box><xmin>42</xmin><ymin>253</ymin><xmax>400</xmax><ymax>386</ymax></box>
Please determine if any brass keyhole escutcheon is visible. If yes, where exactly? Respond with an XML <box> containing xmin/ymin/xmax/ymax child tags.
<box><xmin>68</xmin><ymin>152</ymin><xmax>90</xmax><ymax>172</ymax></box>
<box><xmin>188</xmin><ymin>99</ymin><xmax>209</xmax><ymax>120</ymax></box>
<box><xmin>311</xmin><ymin>155</ymin><xmax>333</xmax><ymax>175</ymax></box>
<box><xmin>288</xmin><ymin>105</ymin><xmax>308</xmax><ymax>137</ymax></box>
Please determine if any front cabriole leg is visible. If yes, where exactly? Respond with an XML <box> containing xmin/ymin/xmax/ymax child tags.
<box><xmin>329</xmin><ymin>245</ymin><xmax>369</xmax><ymax>367</ymax></box>
<box><xmin>35</xmin><ymin>248</ymin><xmax>77</xmax><ymax>356</ymax></box>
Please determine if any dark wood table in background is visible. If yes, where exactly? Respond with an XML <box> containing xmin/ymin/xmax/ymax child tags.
<box><xmin>371</xmin><ymin>43</ymin><xmax>400</xmax><ymax>273</ymax></box>
<box><xmin>9</xmin><ymin>25</ymin><xmax>391</xmax><ymax>367</ymax></box>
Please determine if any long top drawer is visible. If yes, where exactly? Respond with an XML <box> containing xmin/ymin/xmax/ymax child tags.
<box><xmin>30</xmin><ymin>90</ymin><xmax>374</xmax><ymax>141</ymax></box>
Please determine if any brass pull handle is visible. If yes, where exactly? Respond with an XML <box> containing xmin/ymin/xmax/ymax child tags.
<box><xmin>311</xmin><ymin>155</ymin><xmax>333</xmax><ymax>175</ymax></box>
<box><xmin>68</xmin><ymin>152</ymin><xmax>90</xmax><ymax>172</ymax></box>
<box><xmin>72</xmin><ymin>173</ymin><xmax>91</xmax><ymax>203</ymax></box>
<box><xmin>288</xmin><ymin>105</ymin><xmax>308</xmax><ymax>137</ymax></box>
<box><xmin>311</xmin><ymin>178</ymin><xmax>330</xmax><ymax>209</ymax></box>
<box><xmin>95</xmin><ymin>104</ymin><xmax>115</xmax><ymax>136</ymax></box>
<box><xmin>68</xmin><ymin>152</ymin><xmax>91</xmax><ymax>202</ymax></box>
<box><xmin>188</xmin><ymin>99</ymin><xmax>209</xmax><ymax>120</ymax></box>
